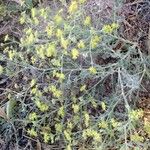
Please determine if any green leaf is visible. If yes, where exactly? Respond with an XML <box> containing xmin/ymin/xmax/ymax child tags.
<box><xmin>6</xmin><ymin>99</ymin><xmax>17</xmax><ymax>119</ymax></box>
<box><xmin>25</xmin><ymin>0</ymin><xmax>33</xmax><ymax>9</ymax></box>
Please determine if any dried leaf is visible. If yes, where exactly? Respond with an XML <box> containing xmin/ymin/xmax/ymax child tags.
<box><xmin>0</xmin><ymin>106</ymin><xmax>7</xmax><ymax>120</ymax></box>
<box><xmin>36</xmin><ymin>140</ymin><xmax>41</xmax><ymax>150</ymax></box>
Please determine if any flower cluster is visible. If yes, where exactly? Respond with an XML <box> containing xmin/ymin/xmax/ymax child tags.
<box><xmin>10</xmin><ymin>0</ymin><xmax>146</xmax><ymax>149</ymax></box>
<box><xmin>102</xmin><ymin>23</ymin><xmax>119</xmax><ymax>34</ymax></box>
<box><xmin>82</xmin><ymin>128</ymin><xmax>101</xmax><ymax>142</ymax></box>
<box><xmin>128</xmin><ymin>109</ymin><xmax>144</xmax><ymax>121</ymax></box>
<box><xmin>49</xmin><ymin>85</ymin><xmax>62</xmax><ymax>98</ymax></box>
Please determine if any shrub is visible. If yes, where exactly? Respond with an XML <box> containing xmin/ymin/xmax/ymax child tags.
<box><xmin>0</xmin><ymin>0</ymin><xmax>149</xmax><ymax>149</ymax></box>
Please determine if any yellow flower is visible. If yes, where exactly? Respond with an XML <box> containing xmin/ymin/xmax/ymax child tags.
<box><xmin>128</xmin><ymin>109</ymin><xmax>144</xmax><ymax>121</ymax></box>
<box><xmin>73</xmin><ymin>115</ymin><xmax>80</xmax><ymax>123</ymax></box>
<box><xmin>102</xmin><ymin>23</ymin><xmax>119</xmax><ymax>34</ymax></box>
<box><xmin>36</xmin><ymin>45</ymin><xmax>45</xmax><ymax>59</ymax></box>
<box><xmin>83</xmin><ymin>129</ymin><xmax>101</xmax><ymax>142</ymax></box>
<box><xmin>101</xmin><ymin>101</ymin><xmax>106</xmax><ymax>111</ymax></box>
<box><xmin>29</xmin><ymin>112</ymin><xmax>38</xmax><ymax>121</ymax></box>
<box><xmin>88</xmin><ymin>66</ymin><xmax>97</xmax><ymax>74</ymax></box>
<box><xmin>64</xmin><ymin>130</ymin><xmax>71</xmax><ymax>142</ymax></box>
<box><xmin>144</xmin><ymin>121</ymin><xmax>150</xmax><ymax>136</ymax></box>
<box><xmin>41</xmin><ymin>132</ymin><xmax>50</xmax><ymax>143</ymax></box>
<box><xmin>77</xmin><ymin>40</ymin><xmax>85</xmax><ymax>49</ymax></box>
<box><xmin>92</xmin><ymin>131</ymin><xmax>101</xmax><ymax>142</ymax></box>
<box><xmin>72</xmin><ymin>104</ymin><xmax>79</xmax><ymax>113</ymax></box>
<box><xmin>99</xmin><ymin>120</ymin><xmax>108</xmax><ymax>129</ymax></box>
<box><xmin>33</xmin><ymin>17</ymin><xmax>39</xmax><ymax>25</ymax></box>
<box><xmin>25</xmin><ymin>28</ymin><xmax>32</xmax><ymax>35</ymax></box>
<box><xmin>111</xmin><ymin>118</ymin><xmax>121</xmax><ymax>128</ymax></box>
<box><xmin>26</xmin><ymin>32</ymin><xmax>36</xmax><ymax>45</ymax></box>
<box><xmin>49</xmin><ymin>85</ymin><xmax>57</xmax><ymax>93</ymax></box>
<box><xmin>91</xmin><ymin>100</ymin><xmax>97</xmax><ymax>108</ymax></box>
<box><xmin>84</xmin><ymin>16</ymin><xmax>91</xmax><ymax>26</ymax></box>
<box><xmin>0</xmin><ymin>65</ymin><xmax>4</xmax><ymax>75</ymax></box>
<box><xmin>111</xmin><ymin>22</ymin><xmax>119</xmax><ymax>30</ymax></box>
<box><xmin>40</xmin><ymin>103</ymin><xmax>49</xmax><ymax>112</ymax></box>
<box><xmin>68</xmin><ymin>1</ymin><xmax>78</xmax><ymax>14</ymax></box>
<box><xmin>67</xmin><ymin>121</ymin><xmax>73</xmax><ymax>129</ymax></box>
<box><xmin>56</xmin><ymin>29</ymin><xmax>63</xmax><ymax>38</ymax></box>
<box><xmin>80</xmin><ymin>85</ymin><xmax>86</xmax><ymax>92</ymax></box>
<box><xmin>31</xmin><ymin>56</ymin><xmax>36</xmax><ymax>64</ymax></box>
<box><xmin>8</xmin><ymin>50</ymin><xmax>15</xmax><ymax>60</ymax></box>
<box><xmin>54</xmin><ymin>14</ymin><xmax>63</xmax><ymax>25</ymax></box>
<box><xmin>40</xmin><ymin>8</ymin><xmax>45</xmax><ymax>16</ymax></box>
<box><xmin>35</xmin><ymin>100</ymin><xmax>42</xmax><ymax>108</ymax></box>
<box><xmin>91</xmin><ymin>35</ymin><xmax>101</xmax><ymax>49</ymax></box>
<box><xmin>31</xmin><ymin>87</ymin><xmax>37</xmax><ymax>94</ymax></box>
<box><xmin>46</xmin><ymin>43</ymin><xmax>57</xmax><ymax>57</ymax></box>
<box><xmin>31</xmin><ymin>8</ymin><xmax>36</xmax><ymax>18</ymax></box>
<box><xmin>66</xmin><ymin>145</ymin><xmax>72</xmax><ymax>150</ymax></box>
<box><xmin>55</xmin><ymin>123</ymin><xmax>63</xmax><ymax>133</ymax></box>
<box><xmin>45</xmin><ymin>24</ymin><xmax>53</xmax><ymax>37</ymax></box>
<box><xmin>130</xmin><ymin>133</ymin><xmax>144</xmax><ymax>142</ymax></box>
<box><xmin>61</xmin><ymin>37</ymin><xmax>69</xmax><ymax>49</ymax></box>
<box><xmin>58</xmin><ymin>106</ymin><xmax>65</xmax><ymax>118</ymax></box>
<box><xmin>50</xmin><ymin>86</ymin><xmax>56</xmax><ymax>95</ymax></box>
<box><xmin>102</xmin><ymin>24</ymin><xmax>113</xmax><ymax>34</ymax></box>
<box><xmin>53</xmin><ymin>70</ymin><xmax>65</xmax><ymax>82</ymax></box>
<box><xmin>30</xmin><ymin>79</ymin><xmax>36</xmax><ymax>87</ymax></box>
<box><xmin>35</xmin><ymin>100</ymin><xmax>49</xmax><ymax>112</ymax></box>
<box><xmin>27</xmin><ymin>128</ymin><xmax>37</xmax><ymax>137</ymax></box>
<box><xmin>53</xmin><ymin>90</ymin><xmax>62</xmax><ymax>98</ymax></box>
<box><xmin>51</xmin><ymin>59</ymin><xmax>61</xmax><ymax>67</ymax></box>
<box><xmin>35</xmin><ymin>90</ymin><xmax>42</xmax><ymax>97</ymax></box>
<box><xmin>4</xmin><ymin>34</ymin><xmax>9</xmax><ymax>41</ymax></box>
<box><xmin>84</xmin><ymin>112</ymin><xmax>90</xmax><ymax>127</ymax></box>
<box><xmin>40</xmin><ymin>8</ymin><xmax>48</xmax><ymax>19</ymax></box>
<box><xmin>58</xmin><ymin>73</ymin><xmax>65</xmax><ymax>81</ymax></box>
<box><xmin>20</xmin><ymin>12</ymin><xmax>26</xmax><ymax>24</ymax></box>
<box><xmin>71</xmin><ymin>48</ymin><xmax>79</xmax><ymax>60</ymax></box>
